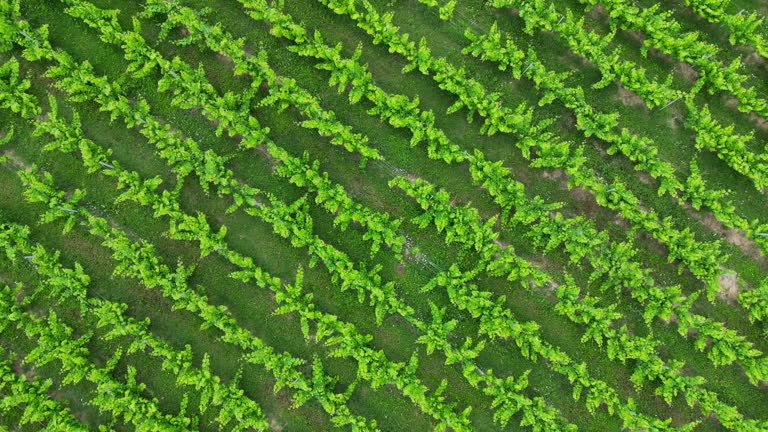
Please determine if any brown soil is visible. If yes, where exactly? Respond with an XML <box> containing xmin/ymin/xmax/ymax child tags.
<box><xmin>593</xmin><ymin>142</ymin><xmax>609</xmax><ymax>157</ymax></box>
<box><xmin>542</xmin><ymin>168</ymin><xmax>579</xmax><ymax>194</ymax></box>
<box><xmin>636</xmin><ymin>171</ymin><xmax>655</xmax><ymax>185</ymax></box>
<box><xmin>570</xmin><ymin>185</ymin><xmax>596</xmax><ymax>207</ymax></box>
<box><xmin>666</xmin><ymin>115</ymin><xmax>680</xmax><ymax>130</ymax></box>
<box><xmin>625</xmin><ymin>30</ymin><xmax>647</xmax><ymax>47</ymax></box>
<box><xmin>269</xmin><ymin>417</ymin><xmax>285</xmax><ymax>431</ymax></box>
<box><xmin>697</xmin><ymin>210</ymin><xmax>767</xmax><ymax>263</ymax></box>
<box><xmin>254</xmin><ymin>145</ymin><xmax>278</xmax><ymax>169</ymax></box>
<box><xmin>12</xmin><ymin>359</ymin><xmax>36</xmax><ymax>381</ymax></box>
<box><xmin>541</xmin><ymin>279</ymin><xmax>559</xmax><ymax>295</ymax></box>
<box><xmin>215</xmin><ymin>52</ymin><xmax>234</xmax><ymax>67</ymax></box>
<box><xmin>541</xmin><ymin>168</ymin><xmax>612</xmax><ymax>227</ymax></box>
<box><xmin>677</xmin><ymin>62</ymin><xmax>700</xmax><ymax>83</ymax></box>
<box><xmin>639</xmin><ymin>230</ymin><xmax>670</xmax><ymax>258</ymax></box>
<box><xmin>716</xmin><ymin>272</ymin><xmax>740</xmax><ymax>304</ymax></box>
<box><xmin>3</xmin><ymin>150</ymin><xmax>33</xmax><ymax>170</ymax></box>
<box><xmin>394</xmin><ymin>262</ymin><xmax>406</xmax><ymax>276</ymax></box>
<box><xmin>585</xmin><ymin>4</ymin><xmax>606</xmax><ymax>20</ymax></box>
<box><xmin>723</xmin><ymin>94</ymin><xmax>768</xmax><ymax>131</ymax></box>
<box><xmin>493</xmin><ymin>238</ymin><xmax>511</xmax><ymax>249</ymax></box>
<box><xmin>563</xmin><ymin>110</ymin><xmax>578</xmax><ymax>130</ymax></box>
<box><xmin>612</xmin><ymin>214</ymin><xmax>630</xmax><ymax>230</ymax></box>
<box><xmin>724</xmin><ymin>95</ymin><xmax>740</xmax><ymax>110</ymax></box>
<box><xmin>743</xmin><ymin>51</ymin><xmax>768</xmax><ymax>70</ymax></box>
<box><xmin>541</xmin><ymin>168</ymin><xmax>566</xmax><ymax>183</ymax></box>
<box><xmin>617</xmin><ymin>84</ymin><xmax>646</xmax><ymax>107</ymax></box>
<box><xmin>748</xmin><ymin>112</ymin><xmax>768</xmax><ymax>132</ymax></box>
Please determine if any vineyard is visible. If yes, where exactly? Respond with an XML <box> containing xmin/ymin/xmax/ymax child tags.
<box><xmin>1</xmin><ymin>0</ymin><xmax>768</xmax><ymax>430</ymax></box>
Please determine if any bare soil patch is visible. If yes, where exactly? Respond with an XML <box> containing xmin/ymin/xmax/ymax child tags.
<box><xmin>541</xmin><ymin>168</ymin><xmax>566</xmax><ymax>183</ymax></box>
<box><xmin>394</xmin><ymin>261</ymin><xmax>406</xmax><ymax>276</ymax></box>
<box><xmin>269</xmin><ymin>418</ymin><xmax>285</xmax><ymax>431</ymax></box>
<box><xmin>612</xmin><ymin>214</ymin><xmax>630</xmax><ymax>230</ymax></box>
<box><xmin>3</xmin><ymin>150</ymin><xmax>33</xmax><ymax>170</ymax></box>
<box><xmin>743</xmin><ymin>51</ymin><xmax>768</xmax><ymax>70</ymax></box>
<box><xmin>748</xmin><ymin>111</ymin><xmax>768</xmax><ymax>132</ymax></box>
<box><xmin>12</xmin><ymin>358</ymin><xmax>37</xmax><ymax>382</ymax></box>
<box><xmin>677</xmin><ymin>62</ymin><xmax>699</xmax><ymax>83</ymax></box>
<box><xmin>638</xmin><ymin>230</ymin><xmax>669</xmax><ymax>258</ymax></box>
<box><xmin>585</xmin><ymin>4</ymin><xmax>606</xmax><ymax>20</ymax></box>
<box><xmin>617</xmin><ymin>84</ymin><xmax>645</xmax><ymax>107</ymax></box>
<box><xmin>697</xmin><ymin>210</ymin><xmax>767</xmax><ymax>263</ymax></box>
<box><xmin>593</xmin><ymin>142</ymin><xmax>609</xmax><ymax>157</ymax></box>
<box><xmin>255</xmin><ymin>145</ymin><xmax>278</xmax><ymax>168</ymax></box>
<box><xmin>723</xmin><ymin>95</ymin><xmax>768</xmax><ymax>131</ymax></box>
<box><xmin>724</xmin><ymin>95</ymin><xmax>740</xmax><ymax>110</ymax></box>
<box><xmin>570</xmin><ymin>185</ymin><xmax>595</xmax><ymax>207</ymax></box>
<box><xmin>215</xmin><ymin>52</ymin><xmax>234</xmax><ymax>67</ymax></box>
<box><xmin>666</xmin><ymin>115</ymin><xmax>680</xmax><ymax>130</ymax></box>
<box><xmin>636</xmin><ymin>170</ymin><xmax>655</xmax><ymax>185</ymax></box>
<box><xmin>716</xmin><ymin>272</ymin><xmax>740</xmax><ymax>303</ymax></box>
<box><xmin>542</xmin><ymin>168</ymin><xmax>603</xmax><ymax>217</ymax></box>
<box><xmin>625</xmin><ymin>30</ymin><xmax>647</xmax><ymax>47</ymax></box>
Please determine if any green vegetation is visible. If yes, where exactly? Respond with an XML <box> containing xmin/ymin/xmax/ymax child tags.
<box><xmin>0</xmin><ymin>0</ymin><xmax>767</xmax><ymax>430</ymax></box>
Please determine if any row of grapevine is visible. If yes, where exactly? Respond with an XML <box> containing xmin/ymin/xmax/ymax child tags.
<box><xmin>468</xmin><ymin>150</ymin><xmax>768</xmax><ymax>376</ymax></box>
<box><xmin>146</xmin><ymin>3</ymin><xmax>385</xmax><ymax>164</ymax></box>
<box><xmin>0</xmin><ymin>58</ymin><xmax>39</xmax><ymax>118</ymax></box>
<box><xmin>683</xmin><ymin>100</ymin><xmax>768</xmax><ymax>192</ymax></box>
<box><xmin>0</xmin><ymin>281</ymin><xmax>196</xmax><ymax>430</ymax></box>
<box><xmin>2</xmin><ymin>0</ymin><xmax>764</xmax><ymax>428</ymax></box>
<box><xmin>576</xmin><ymin>0</ymin><xmax>768</xmax><ymax>121</ymax></box>
<box><xmin>324</xmin><ymin>2</ymin><xmax>727</xmax><ymax>302</ymax></box>
<box><xmin>16</xmin><ymin>155</ymin><xmax>476</xmax><ymax>430</ymax></box>
<box><xmin>389</xmin><ymin>173</ymin><xmax>768</xmax><ymax>429</ymax></box>
<box><xmin>234</xmin><ymin>0</ymin><xmax>719</xmax><ymax>306</ymax></box>
<box><xmin>487</xmin><ymin>0</ymin><xmax>768</xmax><ymax>193</ymax></box>
<box><xmin>141</xmin><ymin>0</ymin><xmax>416</xmax><ymax>260</ymax></box>
<box><xmin>256</xmin><ymin>0</ymin><xmax>768</xmax><ymax>426</ymax></box>
<box><xmin>311</xmin><ymin>0</ymin><xmax>768</xmax><ymax>344</ymax></box>
<box><xmin>419</xmin><ymin>257</ymin><xmax>682</xmax><ymax>431</ymax></box>
<box><xmin>489</xmin><ymin>0</ymin><xmax>682</xmax><ymax>108</ymax></box>
<box><xmin>469</xmin><ymin>0</ymin><xmax>768</xmax><ymax>324</ymax></box>
<box><xmin>91</xmin><ymin>3</ymin><xmax>616</xmax><ymax>428</ymax></box>
<box><xmin>684</xmin><ymin>0</ymin><xmax>768</xmax><ymax>59</ymax></box>
<box><xmin>3</xmin><ymin>40</ymin><xmax>582</xmax><ymax>431</ymax></box>
<box><xmin>0</xmin><ymin>47</ymin><xmax>380</xmax><ymax>426</ymax></box>
<box><xmin>368</xmin><ymin>0</ymin><xmax>768</xmax><ymax>372</ymax></box>
<box><xmin>458</xmin><ymin>17</ymin><xmax>768</xmax><ymax>311</ymax></box>
<box><xmin>60</xmin><ymin>0</ymin><xmax>406</xmax><ymax>262</ymax></box>
<box><xmin>0</xmin><ymin>29</ymin><xmax>483</xmax><ymax>426</ymax></box>
<box><xmin>3</xmin><ymin>0</ymin><xmax>403</xmax><ymax>330</ymax></box>
<box><xmin>105</xmin><ymin>2</ymin><xmax>764</xmax><ymax>428</ymax></box>
<box><xmin>0</xmin><ymin>345</ymin><xmax>88</xmax><ymax>431</ymax></box>
<box><xmin>45</xmin><ymin>0</ymin><xmax>409</xmax><ymax>326</ymax></box>
<box><xmin>0</xmin><ymin>222</ymin><xmax>271</xmax><ymax>431</ymax></box>
<box><xmin>231</xmin><ymin>0</ymin><xmax>768</xmax><ymax>377</ymax></box>
<box><xmin>312</xmin><ymin>0</ymin><xmax>746</xmax><ymax>300</ymax></box>
<box><xmin>13</xmin><ymin>163</ymin><xmax>381</xmax><ymax>431</ymax></box>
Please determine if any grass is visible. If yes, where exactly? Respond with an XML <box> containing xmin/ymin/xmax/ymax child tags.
<box><xmin>0</xmin><ymin>0</ymin><xmax>766</xmax><ymax>430</ymax></box>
